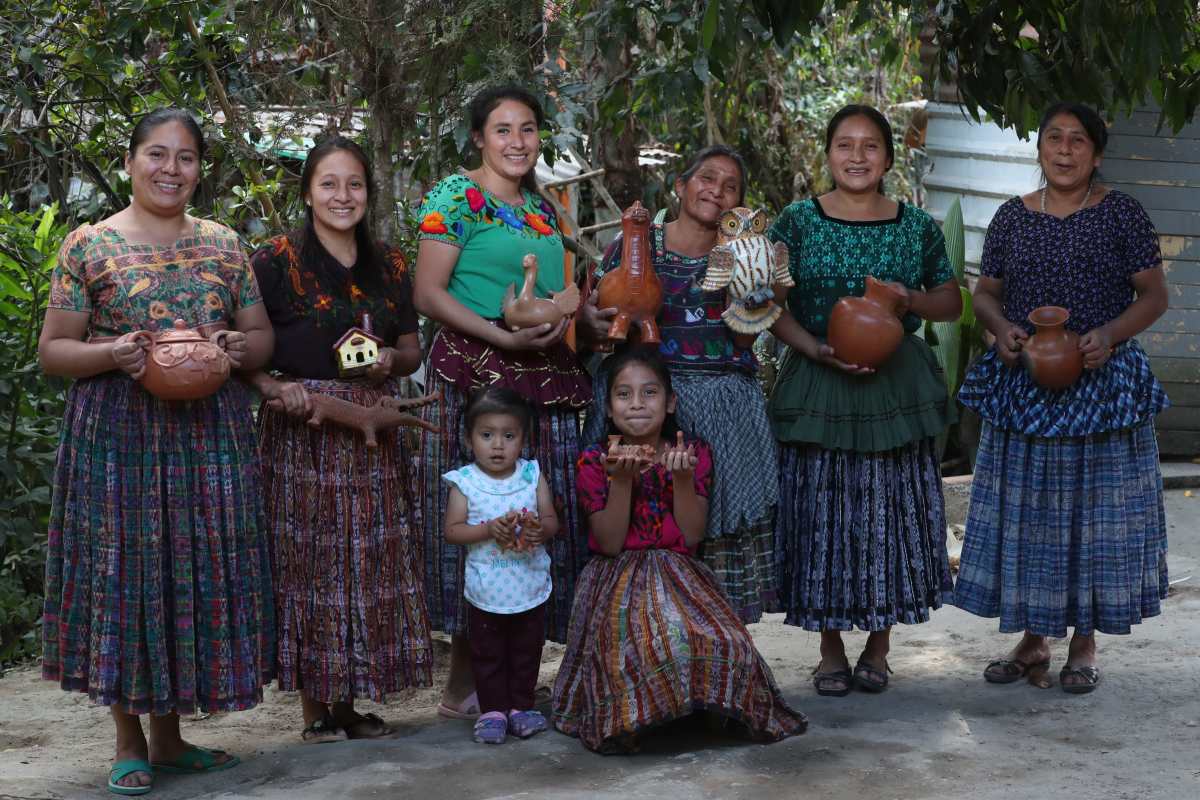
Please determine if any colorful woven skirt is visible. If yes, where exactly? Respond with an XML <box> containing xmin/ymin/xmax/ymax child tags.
<box><xmin>258</xmin><ymin>377</ymin><xmax>432</xmax><ymax>703</ymax></box>
<box><xmin>551</xmin><ymin>548</ymin><xmax>806</xmax><ymax>752</ymax></box>
<box><xmin>952</xmin><ymin>421</ymin><xmax>1168</xmax><ymax>636</ymax></box>
<box><xmin>417</xmin><ymin>328</ymin><xmax>590</xmax><ymax>643</ymax></box>
<box><xmin>42</xmin><ymin>374</ymin><xmax>274</xmax><ymax>715</ymax></box>
<box><xmin>776</xmin><ymin>439</ymin><xmax>953</xmax><ymax>631</ymax></box>
<box><xmin>582</xmin><ymin>366</ymin><xmax>779</xmax><ymax>622</ymax></box>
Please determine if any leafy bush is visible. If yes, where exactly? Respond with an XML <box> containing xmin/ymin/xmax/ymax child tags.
<box><xmin>0</xmin><ymin>200</ymin><xmax>68</xmax><ymax>665</ymax></box>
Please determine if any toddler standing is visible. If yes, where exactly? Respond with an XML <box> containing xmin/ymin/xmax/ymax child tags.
<box><xmin>443</xmin><ymin>387</ymin><xmax>559</xmax><ymax>744</ymax></box>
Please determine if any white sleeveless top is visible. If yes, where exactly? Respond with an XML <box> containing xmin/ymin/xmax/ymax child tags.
<box><xmin>442</xmin><ymin>459</ymin><xmax>551</xmax><ymax>614</ymax></box>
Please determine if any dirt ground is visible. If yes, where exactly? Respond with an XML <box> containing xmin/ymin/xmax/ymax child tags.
<box><xmin>2</xmin><ymin>489</ymin><xmax>1198</xmax><ymax>800</ymax></box>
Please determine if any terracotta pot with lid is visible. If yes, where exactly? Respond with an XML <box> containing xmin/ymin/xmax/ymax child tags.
<box><xmin>826</xmin><ymin>276</ymin><xmax>906</xmax><ymax>368</ymax></box>
<box><xmin>132</xmin><ymin>319</ymin><xmax>231</xmax><ymax>401</ymax></box>
<box><xmin>1020</xmin><ymin>305</ymin><xmax>1083</xmax><ymax>390</ymax></box>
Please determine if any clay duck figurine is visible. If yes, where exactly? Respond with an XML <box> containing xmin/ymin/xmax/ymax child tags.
<box><xmin>502</xmin><ymin>253</ymin><xmax>581</xmax><ymax>331</ymax></box>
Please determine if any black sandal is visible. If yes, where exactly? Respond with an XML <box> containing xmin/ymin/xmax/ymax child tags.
<box><xmin>300</xmin><ymin>714</ymin><xmax>343</xmax><ymax>743</ymax></box>
<box><xmin>984</xmin><ymin>657</ymin><xmax>1051</xmax><ymax>684</ymax></box>
<box><xmin>811</xmin><ymin>666</ymin><xmax>853</xmax><ymax>697</ymax></box>
<box><xmin>852</xmin><ymin>659</ymin><xmax>893</xmax><ymax>693</ymax></box>
<box><xmin>342</xmin><ymin>712</ymin><xmax>394</xmax><ymax>739</ymax></box>
<box><xmin>1059</xmin><ymin>665</ymin><xmax>1100</xmax><ymax>694</ymax></box>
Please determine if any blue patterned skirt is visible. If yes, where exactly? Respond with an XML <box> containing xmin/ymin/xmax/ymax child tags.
<box><xmin>952</xmin><ymin>420</ymin><xmax>1168</xmax><ymax>636</ymax></box>
<box><xmin>582</xmin><ymin>366</ymin><xmax>779</xmax><ymax>623</ymax></box>
<box><xmin>776</xmin><ymin>439</ymin><xmax>953</xmax><ymax>632</ymax></box>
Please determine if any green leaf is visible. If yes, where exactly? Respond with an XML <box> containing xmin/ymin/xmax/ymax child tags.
<box><xmin>701</xmin><ymin>0</ymin><xmax>720</xmax><ymax>51</ymax></box>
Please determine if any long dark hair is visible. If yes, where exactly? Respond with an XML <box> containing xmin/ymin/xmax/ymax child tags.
<box><xmin>824</xmin><ymin>104</ymin><xmax>895</xmax><ymax>194</ymax></box>
<box><xmin>676</xmin><ymin>144</ymin><xmax>748</xmax><ymax>205</ymax></box>
<box><xmin>467</xmin><ymin>84</ymin><xmax>545</xmax><ymax>195</ymax></box>
<box><xmin>299</xmin><ymin>136</ymin><xmax>385</xmax><ymax>297</ymax></box>
<box><xmin>603</xmin><ymin>346</ymin><xmax>682</xmax><ymax>440</ymax></box>
<box><xmin>130</xmin><ymin>108</ymin><xmax>205</xmax><ymax>159</ymax></box>
<box><xmin>1036</xmin><ymin>102</ymin><xmax>1107</xmax><ymax>184</ymax></box>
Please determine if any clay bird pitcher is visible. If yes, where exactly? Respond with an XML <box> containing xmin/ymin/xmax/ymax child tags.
<box><xmin>502</xmin><ymin>253</ymin><xmax>581</xmax><ymax>331</ymax></box>
<box><xmin>131</xmin><ymin>319</ymin><xmax>231</xmax><ymax>401</ymax></box>
<box><xmin>1020</xmin><ymin>305</ymin><xmax>1083</xmax><ymax>390</ymax></box>
<box><xmin>596</xmin><ymin>201</ymin><xmax>663</xmax><ymax>345</ymax></box>
<box><xmin>827</xmin><ymin>276</ymin><xmax>906</xmax><ymax>368</ymax></box>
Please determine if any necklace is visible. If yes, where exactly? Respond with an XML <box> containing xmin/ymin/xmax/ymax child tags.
<box><xmin>1041</xmin><ymin>182</ymin><xmax>1093</xmax><ymax>216</ymax></box>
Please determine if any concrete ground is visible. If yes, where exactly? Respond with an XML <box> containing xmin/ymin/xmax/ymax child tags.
<box><xmin>2</xmin><ymin>489</ymin><xmax>1198</xmax><ymax>800</ymax></box>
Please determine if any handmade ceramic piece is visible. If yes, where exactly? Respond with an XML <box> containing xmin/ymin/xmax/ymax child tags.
<box><xmin>502</xmin><ymin>253</ymin><xmax>581</xmax><ymax>331</ymax></box>
<box><xmin>827</xmin><ymin>276</ymin><xmax>906</xmax><ymax>368</ymax></box>
<box><xmin>306</xmin><ymin>390</ymin><xmax>441</xmax><ymax>448</ymax></box>
<box><xmin>1021</xmin><ymin>305</ymin><xmax>1083</xmax><ymax>390</ymax></box>
<box><xmin>605</xmin><ymin>434</ymin><xmax>657</xmax><ymax>472</ymax></box>
<box><xmin>132</xmin><ymin>319</ymin><xmax>230</xmax><ymax>401</ymax></box>
<box><xmin>701</xmin><ymin>207</ymin><xmax>794</xmax><ymax>334</ymax></box>
<box><xmin>333</xmin><ymin>313</ymin><xmax>384</xmax><ymax>378</ymax></box>
<box><xmin>596</xmin><ymin>201</ymin><xmax>663</xmax><ymax>346</ymax></box>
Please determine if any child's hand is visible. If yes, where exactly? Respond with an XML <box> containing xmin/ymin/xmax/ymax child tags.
<box><xmin>487</xmin><ymin>511</ymin><xmax>519</xmax><ymax>551</ymax></box>
<box><xmin>517</xmin><ymin>509</ymin><xmax>547</xmax><ymax>549</ymax></box>
<box><xmin>661</xmin><ymin>431</ymin><xmax>697</xmax><ymax>480</ymax></box>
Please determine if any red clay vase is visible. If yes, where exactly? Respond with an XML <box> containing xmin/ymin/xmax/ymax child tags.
<box><xmin>827</xmin><ymin>276</ymin><xmax>906</xmax><ymax>368</ymax></box>
<box><xmin>132</xmin><ymin>319</ymin><xmax>230</xmax><ymax>401</ymax></box>
<box><xmin>595</xmin><ymin>201</ymin><xmax>663</xmax><ymax>346</ymax></box>
<box><xmin>1020</xmin><ymin>305</ymin><xmax>1083</xmax><ymax>390</ymax></box>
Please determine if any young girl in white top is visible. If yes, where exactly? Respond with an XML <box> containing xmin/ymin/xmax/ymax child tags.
<box><xmin>443</xmin><ymin>386</ymin><xmax>559</xmax><ymax>744</ymax></box>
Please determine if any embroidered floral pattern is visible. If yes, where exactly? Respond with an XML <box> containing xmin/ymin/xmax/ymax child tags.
<box><xmin>417</xmin><ymin>174</ymin><xmax>561</xmax><ymax>244</ymax></box>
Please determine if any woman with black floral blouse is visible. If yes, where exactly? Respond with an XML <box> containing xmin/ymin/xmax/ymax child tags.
<box><xmin>247</xmin><ymin>136</ymin><xmax>432</xmax><ymax>740</ymax></box>
<box><xmin>954</xmin><ymin>103</ymin><xmax>1171</xmax><ymax>694</ymax></box>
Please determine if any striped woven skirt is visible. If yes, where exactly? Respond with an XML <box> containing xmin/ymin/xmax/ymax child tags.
<box><xmin>952</xmin><ymin>421</ymin><xmax>1168</xmax><ymax>636</ymax></box>
<box><xmin>551</xmin><ymin>549</ymin><xmax>806</xmax><ymax>752</ymax></box>
<box><xmin>776</xmin><ymin>439</ymin><xmax>953</xmax><ymax>632</ymax></box>
<box><xmin>417</xmin><ymin>379</ymin><xmax>587</xmax><ymax>643</ymax></box>
<box><xmin>259</xmin><ymin>377</ymin><xmax>432</xmax><ymax>703</ymax></box>
<box><xmin>582</xmin><ymin>367</ymin><xmax>779</xmax><ymax>622</ymax></box>
<box><xmin>42</xmin><ymin>374</ymin><xmax>274</xmax><ymax>715</ymax></box>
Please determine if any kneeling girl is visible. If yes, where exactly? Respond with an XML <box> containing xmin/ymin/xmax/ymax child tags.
<box><xmin>552</xmin><ymin>348</ymin><xmax>806</xmax><ymax>752</ymax></box>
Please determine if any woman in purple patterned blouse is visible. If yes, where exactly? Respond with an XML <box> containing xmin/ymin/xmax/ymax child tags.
<box><xmin>954</xmin><ymin>103</ymin><xmax>1171</xmax><ymax>694</ymax></box>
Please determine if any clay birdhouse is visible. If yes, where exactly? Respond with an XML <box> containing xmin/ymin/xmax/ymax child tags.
<box><xmin>333</xmin><ymin>313</ymin><xmax>384</xmax><ymax>378</ymax></box>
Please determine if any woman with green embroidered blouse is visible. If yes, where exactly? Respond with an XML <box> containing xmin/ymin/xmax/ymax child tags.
<box><xmin>766</xmin><ymin>105</ymin><xmax>962</xmax><ymax>697</ymax></box>
<box><xmin>413</xmin><ymin>85</ymin><xmax>591</xmax><ymax>720</ymax></box>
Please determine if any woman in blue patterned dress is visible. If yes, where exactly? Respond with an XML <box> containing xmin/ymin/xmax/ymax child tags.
<box><xmin>576</xmin><ymin>146</ymin><xmax>780</xmax><ymax>623</ymax></box>
<box><xmin>766</xmin><ymin>105</ymin><xmax>962</xmax><ymax>696</ymax></box>
<box><xmin>953</xmin><ymin>103</ymin><xmax>1170</xmax><ymax>694</ymax></box>
<box><xmin>39</xmin><ymin>109</ymin><xmax>275</xmax><ymax>794</ymax></box>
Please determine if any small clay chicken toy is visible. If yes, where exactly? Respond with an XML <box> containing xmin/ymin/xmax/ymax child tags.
<box><xmin>502</xmin><ymin>253</ymin><xmax>581</xmax><ymax>331</ymax></box>
<box><xmin>701</xmin><ymin>207</ymin><xmax>793</xmax><ymax>334</ymax></box>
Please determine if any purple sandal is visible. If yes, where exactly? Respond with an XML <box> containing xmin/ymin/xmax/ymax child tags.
<box><xmin>472</xmin><ymin>711</ymin><xmax>508</xmax><ymax>744</ymax></box>
<box><xmin>507</xmin><ymin>710</ymin><xmax>547</xmax><ymax>739</ymax></box>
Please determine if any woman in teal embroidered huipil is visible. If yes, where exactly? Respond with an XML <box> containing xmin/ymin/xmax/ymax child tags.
<box><xmin>766</xmin><ymin>105</ymin><xmax>962</xmax><ymax>697</ymax></box>
<box><xmin>413</xmin><ymin>85</ymin><xmax>591</xmax><ymax>720</ymax></box>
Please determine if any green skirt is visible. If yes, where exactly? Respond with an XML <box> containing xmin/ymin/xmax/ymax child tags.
<box><xmin>768</xmin><ymin>335</ymin><xmax>954</xmax><ymax>453</ymax></box>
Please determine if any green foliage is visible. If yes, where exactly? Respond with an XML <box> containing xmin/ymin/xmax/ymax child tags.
<box><xmin>931</xmin><ymin>0</ymin><xmax>1200</xmax><ymax>136</ymax></box>
<box><xmin>924</xmin><ymin>197</ymin><xmax>985</xmax><ymax>468</ymax></box>
<box><xmin>0</xmin><ymin>200</ymin><xmax>68</xmax><ymax>664</ymax></box>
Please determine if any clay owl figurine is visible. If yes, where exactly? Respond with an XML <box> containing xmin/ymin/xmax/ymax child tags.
<box><xmin>701</xmin><ymin>207</ymin><xmax>793</xmax><ymax>334</ymax></box>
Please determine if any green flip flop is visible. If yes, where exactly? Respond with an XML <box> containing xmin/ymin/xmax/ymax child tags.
<box><xmin>150</xmin><ymin>745</ymin><xmax>240</xmax><ymax>775</ymax></box>
<box><xmin>108</xmin><ymin>758</ymin><xmax>153</xmax><ymax>796</ymax></box>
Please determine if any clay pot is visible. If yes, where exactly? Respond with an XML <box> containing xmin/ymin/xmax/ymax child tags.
<box><xmin>827</xmin><ymin>276</ymin><xmax>906</xmax><ymax>368</ymax></box>
<box><xmin>1020</xmin><ymin>305</ymin><xmax>1083</xmax><ymax>390</ymax></box>
<box><xmin>595</xmin><ymin>201</ymin><xmax>663</xmax><ymax>346</ymax></box>
<box><xmin>132</xmin><ymin>319</ymin><xmax>231</xmax><ymax>401</ymax></box>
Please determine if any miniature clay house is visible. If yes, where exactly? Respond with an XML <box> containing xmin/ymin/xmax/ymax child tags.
<box><xmin>332</xmin><ymin>314</ymin><xmax>383</xmax><ymax>378</ymax></box>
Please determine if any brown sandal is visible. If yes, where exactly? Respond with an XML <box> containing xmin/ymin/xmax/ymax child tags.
<box><xmin>852</xmin><ymin>659</ymin><xmax>893</xmax><ymax>692</ymax></box>
<box><xmin>343</xmin><ymin>712</ymin><xmax>394</xmax><ymax>739</ymax></box>
<box><xmin>984</xmin><ymin>657</ymin><xmax>1050</xmax><ymax>684</ymax></box>
<box><xmin>301</xmin><ymin>715</ymin><xmax>343</xmax><ymax>744</ymax></box>
<box><xmin>811</xmin><ymin>666</ymin><xmax>853</xmax><ymax>697</ymax></box>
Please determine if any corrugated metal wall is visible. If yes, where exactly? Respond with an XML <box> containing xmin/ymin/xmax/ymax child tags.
<box><xmin>923</xmin><ymin>102</ymin><xmax>1199</xmax><ymax>456</ymax></box>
